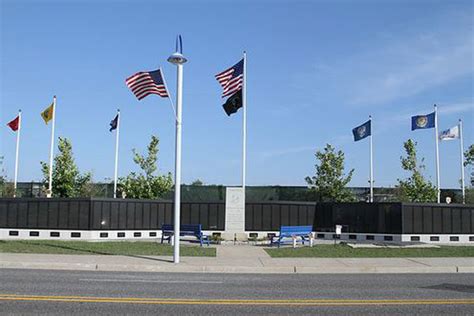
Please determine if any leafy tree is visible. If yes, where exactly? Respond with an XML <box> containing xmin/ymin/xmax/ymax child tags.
<box><xmin>191</xmin><ymin>179</ymin><xmax>204</xmax><ymax>186</ymax></box>
<box><xmin>464</xmin><ymin>144</ymin><xmax>474</xmax><ymax>186</ymax></box>
<box><xmin>396</xmin><ymin>139</ymin><xmax>437</xmax><ymax>202</ymax></box>
<box><xmin>40</xmin><ymin>137</ymin><xmax>92</xmax><ymax>197</ymax></box>
<box><xmin>118</xmin><ymin>135</ymin><xmax>173</xmax><ymax>199</ymax></box>
<box><xmin>0</xmin><ymin>156</ymin><xmax>14</xmax><ymax>197</ymax></box>
<box><xmin>463</xmin><ymin>144</ymin><xmax>474</xmax><ymax>201</ymax></box>
<box><xmin>464</xmin><ymin>144</ymin><xmax>474</xmax><ymax>167</ymax></box>
<box><xmin>0</xmin><ymin>156</ymin><xmax>5</xmax><ymax>194</ymax></box>
<box><xmin>305</xmin><ymin>144</ymin><xmax>356</xmax><ymax>202</ymax></box>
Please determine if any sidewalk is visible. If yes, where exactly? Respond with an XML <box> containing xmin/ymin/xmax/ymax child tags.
<box><xmin>1</xmin><ymin>245</ymin><xmax>473</xmax><ymax>274</ymax></box>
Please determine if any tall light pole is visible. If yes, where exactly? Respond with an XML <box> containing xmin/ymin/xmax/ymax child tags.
<box><xmin>168</xmin><ymin>35</ymin><xmax>187</xmax><ymax>264</ymax></box>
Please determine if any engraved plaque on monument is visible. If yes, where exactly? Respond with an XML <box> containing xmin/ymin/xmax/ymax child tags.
<box><xmin>225</xmin><ymin>187</ymin><xmax>245</xmax><ymax>232</ymax></box>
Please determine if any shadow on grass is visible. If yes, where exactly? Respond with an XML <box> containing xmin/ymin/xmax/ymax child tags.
<box><xmin>17</xmin><ymin>241</ymin><xmax>174</xmax><ymax>263</ymax></box>
<box><xmin>20</xmin><ymin>241</ymin><xmax>116</xmax><ymax>255</ymax></box>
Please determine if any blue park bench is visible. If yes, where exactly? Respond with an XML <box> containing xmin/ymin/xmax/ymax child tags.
<box><xmin>161</xmin><ymin>224</ymin><xmax>210</xmax><ymax>247</ymax></box>
<box><xmin>270</xmin><ymin>225</ymin><xmax>314</xmax><ymax>248</ymax></box>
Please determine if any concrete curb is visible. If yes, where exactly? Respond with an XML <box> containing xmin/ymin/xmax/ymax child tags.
<box><xmin>1</xmin><ymin>262</ymin><xmax>472</xmax><ymax>274</ymax></box>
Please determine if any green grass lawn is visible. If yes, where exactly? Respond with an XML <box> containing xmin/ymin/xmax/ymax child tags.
<box><xmin>0</xmin><ymin>240</ymin><xmax>216</xmax><ymax>257</ymax></box>
<box><xmin>265</xmin><ymin>244</ymin><xmax>474</xmax><ymax>258</ymax></box>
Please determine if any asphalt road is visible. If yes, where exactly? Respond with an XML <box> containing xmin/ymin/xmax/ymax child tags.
<box><xmin>0</xmin><ymin>269</ymin><xmax>473</xmax><ymax>315</ymax></box>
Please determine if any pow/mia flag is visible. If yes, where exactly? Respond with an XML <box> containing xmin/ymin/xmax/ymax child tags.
<box><xmin>109</xmin><ymin>114</ymin><xmax>119</xmax><ymax>132</ymax></box>
<box><xmin>352</xmin><ymin>120</ymin><xmax>371</xmax><ymax>141</ymax></box>
<box><xmin>222</xmin><ymin>90</ymin><xmax>242</xmax><ymax>116</ymax></box>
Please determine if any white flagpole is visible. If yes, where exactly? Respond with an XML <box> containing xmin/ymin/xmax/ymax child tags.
<box><xmin>434</xmin><ymin>104</ymin><xmax>440</xmax><ymax>203</ymax></box>
<box><xmin>13</xmin><ymin>110</ymin><xmax>21</xmax><ymax>198</ymax></box>
<box><xmin>48</xmin><ymin>96</ymin><xmax>57</xmax><ymax>198</ymax></box>
<box><xmin>242</xmin><ymin>51</ymin><xmax>247</xmax><ymax>211</ymax></box>
<box><xmin>459</xmin><ymin>119</ymin><xmax>465</xmax><ymax>204</ymax></box>
<box><xmin>369</xmin><ymin>115</ymin><xmax>373</xmax><ymax>203</ymax></box>
<box><xmin>113</xmin><ymin>109</ymin><xmax>120</xmax><ymax>199</ymax></box>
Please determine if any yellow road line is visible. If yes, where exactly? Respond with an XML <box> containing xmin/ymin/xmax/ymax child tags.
<box><xmin>0</xmin><ymin>294</ymin><xmax>473</xmax><ymax>306</ymax></box>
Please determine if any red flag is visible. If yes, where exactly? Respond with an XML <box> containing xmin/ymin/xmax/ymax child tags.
<box><xmin>7</xmin><ymin>116</ymin><xmax>20</xmax><ymax>131</ymax></box>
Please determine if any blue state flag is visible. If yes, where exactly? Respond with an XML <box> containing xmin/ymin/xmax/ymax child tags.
<box><xmin>352</xmin><ymin>120</ymin><xmax>371</xmax><ymax>142</ymax></box>
<box><xmin>411</xmin><ymin>112</ymin><xmax>435</xmax><ymax>131</ymax></box>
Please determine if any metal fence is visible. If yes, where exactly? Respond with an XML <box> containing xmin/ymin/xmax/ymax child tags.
<box><xmin>5</xmin><ymin>182</ymin><xmax>465</xmax><ymax>203</ymax></box>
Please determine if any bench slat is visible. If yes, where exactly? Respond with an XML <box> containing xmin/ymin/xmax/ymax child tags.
<box><xmin>160</xmin><ymin>224</ymin><xmax>210</xmax><ymax>247</ymax></box>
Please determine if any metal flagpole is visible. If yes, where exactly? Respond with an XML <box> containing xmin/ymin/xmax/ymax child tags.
<box><xmin>434</xmin><ymin>104</ymin><xmax>440</xmax><ymax>203</ymax></box>
<box><xmin>369</xmin><ymin>115</ymin><xmax>373</xmax><ymax>203</ymax></box>
<box><xmin>13</xmin><ymin>110</ymin><xmax>21</xmax><ymax>198</ymax></box>
<box><xmin>113</xmin><ymin>109</ymin><xmax>120</xmax><ymax>198</ymax></box>
<box><xmin>242</xmin><ymin>51</ymin><xmax>247</xmax><ymax>211</ymax></box>
<box><xmin>168</xmin><ymin>35</ymin><xmax>187</xmax><ymax>264</ymax></box>
<box><xmin>48</xmin><ymin>96</ymin><xmax>57</xmax><ymax>198</ymax></box>
<box><xmin>459</xmin><ymin>119</ymin><xmax>465</xmax><ymax>204</ymax></box>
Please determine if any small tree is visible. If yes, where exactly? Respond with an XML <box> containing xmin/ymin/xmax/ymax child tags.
<box><xmin>0</xmin><ymin>156</ymin><xmax>14</xmax><ymax>197</ymax></box>
<box><xmin>396</xmin><ymin>139</ymin><xmax>437</xmax><ymax>202</ymax></box>
<box><xmin>464</xmin><ymin>144</ymin><xmax>474</xmax><ymax>167</ymax></box>
<box><xmin>191</xmin><ymin>179</ymin><xmax>204</xmax><ymax>186</ymax></box>
<box><xmin>40</xmin><ymin>137</ymin><xmax>92</xmax><ymax>197</ymax></box>
<box><xmin>464</xmin><ymin>144</ymin><xmax>474</xmax><ymax>186</ymax></box>
<box><xmin>0</xmin><ymin>156</ymin><xmax>5</xmax><ymax>196</ymax></box>
<box><xmin>463</xmin><ymin>144</ymin><xmax>474</xmax><ymax>203</ymax></box>
<box><xmin>305</xmin><ymin>144</ymin><xmax>356</xmax><ymax>202</ymax></box>
<box><xmin>118</xmin><ymin>135</ymin><xmax>173</xmax><ymax>199</ymax></box>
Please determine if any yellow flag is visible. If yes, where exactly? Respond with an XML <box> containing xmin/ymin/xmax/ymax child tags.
<box><xmin>41</xmin><ymin>102</ymin><xmax>54</xmax><ymax>124</ymax></box>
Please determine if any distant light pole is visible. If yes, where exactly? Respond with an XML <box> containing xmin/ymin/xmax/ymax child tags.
<box><xmin>168</xmin><ymin>35</ymin><xmax>187</xmax><ymax>264</ymax></box>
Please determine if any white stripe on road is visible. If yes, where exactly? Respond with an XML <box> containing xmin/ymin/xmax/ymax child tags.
<box><xmin>79</xmin><ymin>279</ymin><xmax>223</xmax><ymax>284</ymax></box>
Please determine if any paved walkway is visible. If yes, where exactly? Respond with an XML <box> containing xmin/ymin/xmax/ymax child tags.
<box><xmin>0</xmin><ymin>245</ymin><xmax>473</xmax><ymax>274</ymax></box>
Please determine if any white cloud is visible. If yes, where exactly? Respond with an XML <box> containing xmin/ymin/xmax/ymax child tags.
<box><xmin>298</xmin><ymin>12</ymin><xmax>473</xmax><ymax>108</ymax></box>
<box><xmin>438</xmin><ymin>102</ymin><xmax>474</xmax><ymax>115</ymax></box>
<box><xmin>257</xmin><ymin>134</ymin><xmax>352</xmax><ymax>162</ymax></box>
<box><xmin>383</xmin><ymin>101</ymin><xmax>473</xmax><ymax>125</ymax></box>
<box><xmin>349</xmin><ymin>39</ymin><xmax>473</xmax><ymax>106</ymax></box>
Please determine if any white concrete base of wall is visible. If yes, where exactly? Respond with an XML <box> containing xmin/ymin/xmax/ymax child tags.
<box><xmin>244</xmin><ymin>231</ymin><xmax>403</xmax><ymax>243</ymax></box>
<box><xmin>243</xmin><ymin>231</ymin><xmax>474</xmax><ymax>244</ymax></box>
<box><xmin>0</xmin><ymin>229</ymin><xmax>163</xmax><ymax>241</ymax></box>
<box><xmin>1</xmin><ymin>228</ymin><xmax>473</xmax><ymax>244</ymax></box>
<box><xmin>401</xmin><ymin>234</ymin><xmax>473</xmax><ymax>244</ymax></box>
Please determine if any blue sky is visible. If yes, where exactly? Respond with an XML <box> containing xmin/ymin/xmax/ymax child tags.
<box><xmin>1</xmin><ymin>0</ymin><xmax>473</xmax><ymax>189</ymax></box>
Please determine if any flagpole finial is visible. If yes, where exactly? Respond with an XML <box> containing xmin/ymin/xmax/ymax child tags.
<box><xmin>178</xmin><ymin>35</ymin><xmax>183</xmax><ymax>53</ymax></box>
<box><xmin>168</xmin><ymin>35</ymin><xmax>187</xmax><ymax>65</ymax></box>
<box><xmin>174</xmin><ymin>35</ymin><xmax>183</xmax><ymax>53</ymax></box>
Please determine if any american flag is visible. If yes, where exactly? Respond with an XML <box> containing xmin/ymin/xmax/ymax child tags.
<box><xmin>125</xmin><ymin>69</ymin><xmax>169</xmax><ymax>100</ymax></box>
<box><xmin>215</xmin><ymin>58</ymin><xmax>244</xmax><ymax>98</ymax></box>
